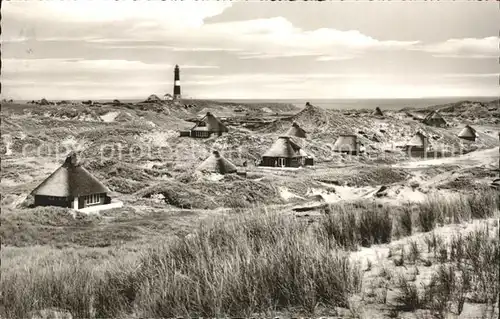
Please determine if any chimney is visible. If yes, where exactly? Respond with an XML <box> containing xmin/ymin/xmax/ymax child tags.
<box><xmin>173</xmin><ymin>65</ymin><xmax>181</xmax><ymax>100</ymax></box>
<box><xmin>64</xmin><ymin>152</ymin><xmax>79</xmax><ymax>167</ymax></box>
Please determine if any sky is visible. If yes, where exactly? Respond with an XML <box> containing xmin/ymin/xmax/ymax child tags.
<box><xmin>2</xmin><ymin>1</ymin><xmax>499</xmax><ymax>100</ymax></box>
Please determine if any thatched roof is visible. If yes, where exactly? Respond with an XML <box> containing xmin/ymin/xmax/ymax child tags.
<box><xmin>145</xmin><ymin>94</ymin><xmax>162</xmax><ymax>102</ymax></box>
<box><xmin>406</xmin><ymin>131</ymin><xmax>428</xmax><ymax>147</ymax></box>
<box><xmin>458</xmin><ymin>125</ymin><xmax>477</xmax><ymax>139</ymax></box>
<box><xmin>373</xmin><ymin>107</ymin><xmax>384</xmax><ymax>116</ymax></box>
<box><xmin>423</xmin><ymin>111</ymin><xmax>447</xmax><ymax>125</ymax></box>
<box><xmin>262</xmin><ymin>136</ymin><xmax>302</xmax><ymax>158</ymax></box>
<box><xmin>332</xmin><ymin>135</ymin><xmax>359</xmax><ymax>152</ymax></box>
<box><xmin>491</xmin><ymin>178</ymin><xmax>500</xmax><ymax>190</ymax></box>
<box><xmin>197</xmin><ymin>151</ymin><xmax>237</xmax><ymax>174</ymax></box>
<box><xmin>192</xmin><ymin>112</ymin><xmax>228</xmax><ymax>132</ymax></box>
<box><xmin>285</xmin><ymin>122</ymin><xmax>306</xmax><ymax>138</ymax></box>
<box><xmin>31</xmin><ymin>153</ymin><xmax>109</xmax><ymax>197</ymax></box>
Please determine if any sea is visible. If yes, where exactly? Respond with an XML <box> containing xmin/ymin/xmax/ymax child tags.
<box><xmin>13</xmin><ymin>96</ymin><xmax>497</xmax><ymax>111</ymax></box>
<box><xmin>214</xmin><ymin>97</ymin><xmax>497</xmax><ymax>110</ymax></box>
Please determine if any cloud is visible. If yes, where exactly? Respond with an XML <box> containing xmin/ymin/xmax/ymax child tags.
<box><xmin>441</xmin><ymin>73</ymin><xmax>498</xmax><ymax>78</ymax></box>
<box><xmin>415</xmin><ymin>36</ymin><xmax>499</xmax><ymax>58</ymax></box>
<box><xmin>3</xmin><ymin>1</ymin><xmax>232</xmax><ymax>27</ymax></box>
<box><xmin>2</xmin><ymin>58</ymin><xmax>219</xmax><ymax>74</ymax></box>
<box><xmin>3</xmin><ymin>2</ymin><xmax>419</xmax><ymax>61</ymax></box>
<box><xmin>118</xmin><ymin>16</ymin><xmax>420</xmax><ymax>60</ymax></box>
<box><xmin>316</xmin><ymin>56</ymin><xmax>357</xmax><ymax>62</ymax></box>
<box><xmin>2</xmin><ymin>2</ymin><xmax>497</xmax><ymax>99</ymax></box>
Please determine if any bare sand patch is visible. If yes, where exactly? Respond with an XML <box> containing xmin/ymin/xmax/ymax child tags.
<box><xmin>100</xmin><ymin>111</ymin><xmax>120</xmax><ymax>123</ymax></box>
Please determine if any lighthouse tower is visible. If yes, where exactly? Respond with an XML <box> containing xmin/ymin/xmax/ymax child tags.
<box><xmin>173</xmin><ymin>65</ymin><xmax>181</xmax><ymax>100</ymax></box>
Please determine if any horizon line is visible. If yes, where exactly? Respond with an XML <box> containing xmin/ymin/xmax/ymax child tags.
<box><xmin>5</xmin><ymin>95</ymin><xmax>499</xmax><ymax>102</ymax></box>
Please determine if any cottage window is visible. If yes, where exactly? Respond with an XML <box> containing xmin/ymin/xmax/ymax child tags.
<box><xmin>48</xmin><ymin>196</ymin><xmax>63</xmax><ymax>201</ymax></box>
<box><xmin>85</xmin><ymin>194</ymin><xmax>100</xmax><ymax>205</ymax></box>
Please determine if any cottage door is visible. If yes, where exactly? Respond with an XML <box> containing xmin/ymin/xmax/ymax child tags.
<box><xmin>278</xmin><ymin>158</ymin><xmax>285</xmax><ymax>167</ymax></box>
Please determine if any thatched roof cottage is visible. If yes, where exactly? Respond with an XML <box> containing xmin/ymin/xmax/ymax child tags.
<box><xmin>423</xmin><ymin>111</ymin><xmax>447</xmax><ymax>127</ymax></box>
<box><xmin>332</xmin><ymin>135</ymin><xmax>361</xmax><ymax>155</ymax></box>
<box><xmin>373</xmin><ymin>107</ymin><xmax>384</xmax><ymax>117</ymax></box>
<box><xmin>458</xmin><ymin>125</ymin><xmax>477</xmax><ymax>141</ymax></box>
<box><xmin>31</xmin><ymin>153</ymin><xmax>121</xmax><ymax>212</ymax></box>
<box><xmin>182</xmin><ymin>112</ymin><xmax>229</xmax><ymax>138</ymax></box>
<box><xmin>197</xmin><ymin>151</ymin><xmax>238</xmax><ymax>175</ymax></box>
<box><xmin>260</xmin><ymin>136</ymin><xmax>313</xmax><ymax>168</ymax></box>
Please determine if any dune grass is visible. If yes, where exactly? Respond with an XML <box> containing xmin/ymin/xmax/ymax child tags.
<box><xmin>395</xmin><ymin>226</ymin><xmax>499</xmax><ymax>318</ymax></box>
<box><xmin>321</xmin><ymin>202</ymin><xmax>393</xmax><ymax>250</ymax></box>
<box><xmin>1</xmin><ymin>182</ymin><xmax>497</xmax><ymax>317</ymax></box>
<box><xmin>320</xmin><ymin>189</ymin><xmax>498</xmax><ymax>251</ymax></box>
<box><xmin>1</xmin><ymin>209</ymin><xmax>362</xmax><ymax>318</ymax></box>
<box><xmin>414</xmin><ymin>189</ymin><xmax>498</xmax><ymax>232</ymax></box>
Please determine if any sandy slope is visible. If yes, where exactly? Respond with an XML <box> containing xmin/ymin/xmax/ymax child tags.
<box><xmin>395</xmin><ymin>147</ymin><xmax>499</xmax><ymax>169</ymax></box>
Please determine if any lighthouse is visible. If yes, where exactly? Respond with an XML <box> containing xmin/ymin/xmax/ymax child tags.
<box><xmin>173</xmin><ymin>65</ymin><xmax>181</xmax><ymax>100</ymax></box>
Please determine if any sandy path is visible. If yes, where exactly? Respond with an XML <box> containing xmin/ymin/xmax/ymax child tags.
<box><xmin>394</xmin><ymin>147</ymin><xmax>499</xmax><ymax>169</ymax></box>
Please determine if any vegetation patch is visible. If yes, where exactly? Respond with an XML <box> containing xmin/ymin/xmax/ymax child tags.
<box><xmin>320</xmin><ymin>201</ymin><xmax>393</xmax><ymax>250</ymax></box>
<box><xmin>1</xmin><ymin>210</ymin><xmax>361</xmax><ymax>318</ymax></box>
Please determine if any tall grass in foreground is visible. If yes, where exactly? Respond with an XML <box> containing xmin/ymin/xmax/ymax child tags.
<box><xmin>412</xmin><ymin>189</ymin><xmax>498</xmax><ymax>234</ymax></box>
<box><xmin>397</xmin><ymin>227</ymin><xmax>499</xmax><ymax>318</ymax></box>
<box><xmin>320</xmin><ymin>190</ymin><xmax>498</xmax><ymax>251</ymax></box>
<box><xmin>1</xmin><ymin>210</ymin><xmax>361</xmax><ymax>318</ymax></box>
<box><xmin>2</xmin><ymin>191</ymin><xmax>497</xmax><ymax>318</ymax></box>
<box><xmin>321</xmin><ymin>202</ymin><xmax>392</xmax><ymax>250</ymax></box>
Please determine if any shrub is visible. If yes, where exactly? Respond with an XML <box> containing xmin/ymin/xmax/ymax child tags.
<box><xmin>407</xmin><ymin>240</ymin><xmax>420</xmax><ymax>264</ymax></box>
<box><xmin>423</xmin><ymin>264</ymin><xmax>470</xmax><ymax>317</ymax></box>
<box><xmin>416</xmin><ymin>200</ymin><xmax>439</xmax><ymax>232</ymax></box>
<box><xmin>397</xmin><ymin>204</ymin><xmax>413</xmax><ymax>237</ymax></box>
<box><xmin>106</xmin><ymin>177</ymin><xmax>148</xmax><ymax>194</ymax></box>
<box><xmin>393</xmin><ymin>276</ymin><xmax>423</xmax><ymax>312</ymax></box>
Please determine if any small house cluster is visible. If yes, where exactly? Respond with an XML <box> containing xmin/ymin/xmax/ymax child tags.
<box><xmin>402</xmin><ymin>123</ymin><xmax>478</xmax><ymax>158</ymax></box>
<box><xmin>180</xmin><ymin>111</ymin><xmax>314</xmax><ymax>167</ymax></box>
<box><xmin>31</xmin><ymin>99</ymin><xmax>485</xmax><ymax>211</ymax></box>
